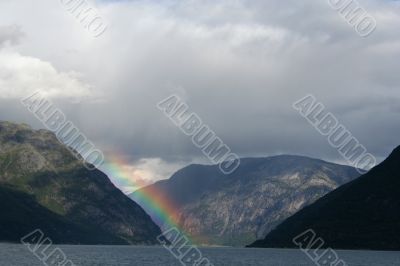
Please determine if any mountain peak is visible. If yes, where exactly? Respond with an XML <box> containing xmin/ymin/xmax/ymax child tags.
<box><xmin>0</xmin><ymin>120</ymin><xmax>163</xmax><ymax>244</ymax></box>
<box><xmin>132</xmin><ymin>156</ymin><xmax>360</xmax><ymax>246</ymax></box>
<box><xmin>249</xmin><ymin>145</ymin><xmax>400</xmax><ymax>250</ymax></box>
<box><xmin>0</xmin><ymin>120</ymin><xmax>32</xmax><ymax>132</ymax></box>
<box><xmin>389</xmin><ymin>145</ymin><xmax>400</xmax><ymax>159</ymax></box>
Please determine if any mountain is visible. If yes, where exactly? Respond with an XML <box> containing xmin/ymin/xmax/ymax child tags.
<box><xmin>0</xmin><ymin>121</ymin><xmax>162</xmax><ymax>244</ymax></box>
<box><xmin>131</xmin><ymin>155</ymin><xmax>359</xmax><ymax>246</ymax></box>
<box><xmin>248</xmin><ymin>146</ymin><xmax>400</xmax><ymax>250</ymax></box>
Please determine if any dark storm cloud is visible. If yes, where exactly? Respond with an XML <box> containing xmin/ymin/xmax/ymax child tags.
<box><xmin>0</xmin><ymin>0</ymin><xmax>399</xmax><ymax>184</ymax></box>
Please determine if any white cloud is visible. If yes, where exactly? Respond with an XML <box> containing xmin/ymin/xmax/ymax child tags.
<box><xmin>101</xmin><ymin>157</ymin><xmax>187</xmax><ymax>193</ymax></box>
<box><xmin>0</xmin><ymin>50</ymin><xmax>93</xmax><ymax>100</ymax></box>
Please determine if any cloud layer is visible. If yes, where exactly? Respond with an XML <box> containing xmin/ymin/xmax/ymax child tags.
<box><xmin>0</xmin><ymin>51</ymin><xmax>92</xmax><ymax>99</ymax></box>
<box><xmin>0</xmin><ymin>0</ymin><xmax>399</xmax><ymax>190</ymax></box>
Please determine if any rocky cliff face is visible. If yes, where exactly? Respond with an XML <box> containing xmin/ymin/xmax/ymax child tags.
<box><xmin>132</xmin><ymin>156</ymin><xmax>360</xmax><ymax>246</ymax></box>
<box><xmin>249</xmin><ymin>146</ymin><xmax>400</xmax><ymax>250</ymax></box>
<box><xmin>0</xmin><ymin>121</ymin><xmax>162</xmax><ymax>244</ymax></box>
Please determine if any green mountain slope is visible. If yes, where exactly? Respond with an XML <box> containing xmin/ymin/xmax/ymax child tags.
<box><xmin>0</xmin><ymin>121</ymin><xmax>162</xmax><ymax>244</ymax></box>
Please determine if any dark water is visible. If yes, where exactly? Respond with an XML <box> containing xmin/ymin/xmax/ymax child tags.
<box><xmin>1</xmin><ymin>244</ymin><xmax>399</xmax><ymax>266</ymax></box>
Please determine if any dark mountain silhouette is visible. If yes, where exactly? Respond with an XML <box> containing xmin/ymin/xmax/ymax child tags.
<box><xmin>249</xmin><ymin>146</ymin><xmax>400</xmax><ymax>250</ymax></box>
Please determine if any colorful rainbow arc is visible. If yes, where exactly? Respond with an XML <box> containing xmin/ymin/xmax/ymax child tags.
<box><xmin>102</xmin><ymin>153</ymin><xmax>195</xmax><ymax>243</ymax></box>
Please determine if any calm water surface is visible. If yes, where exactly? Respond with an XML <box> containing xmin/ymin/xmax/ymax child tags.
<box><xmin>0</xmin><ymin>244</ymin><xmax>399</xmax><ymax>266</ymax></box>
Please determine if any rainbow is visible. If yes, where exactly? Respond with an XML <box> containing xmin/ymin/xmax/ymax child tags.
<box><xmin>101</xmin><ymin>152</ymin><xmax>195</xmax><ymax>243</ymax></box>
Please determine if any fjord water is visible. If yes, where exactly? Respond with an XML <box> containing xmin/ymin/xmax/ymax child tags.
<box><xmin>1</xmin><ymin>244</ymin><xmax>399</xmax><ymax>266</ymax></box>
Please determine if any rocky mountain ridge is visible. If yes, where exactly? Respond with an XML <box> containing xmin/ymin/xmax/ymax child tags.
<box><xmin>132</xmin><ymin>155</ymin><xmax>360</xmax><ymax>246</ymax></box>
<box><xmin>0</xmin><ymin>121</ymin><xmax>163</xmax><ymax>244</ymax></box>
<box><xmin>249</xmin><ymin>145</ymin><xmax>400</xmax><ymax>250</ymax></box>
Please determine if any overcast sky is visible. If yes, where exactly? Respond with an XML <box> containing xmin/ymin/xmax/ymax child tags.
<box><xmin>0</xmin><ymin>0</ymin><xmax>399</xmax><ymax>192</ymax></box>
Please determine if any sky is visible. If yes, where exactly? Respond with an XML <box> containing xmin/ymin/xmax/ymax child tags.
<box><xmin>0</xmin><ymin>0</ymin><xmax>399</xmax><ymax>192</ymax></box>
